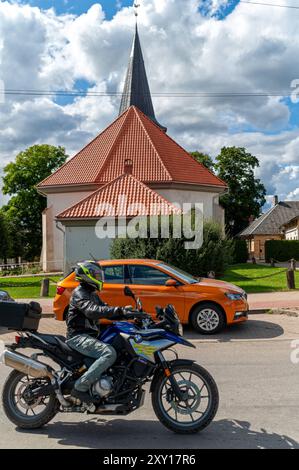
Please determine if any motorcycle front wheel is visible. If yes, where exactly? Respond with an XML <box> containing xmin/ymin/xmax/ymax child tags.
<box><xmin>2</xmin><ymin>370</ymin><xmax>59</xmax><ymax>429</ymax></box>
<box><xmin>152</xmin><ymin>363</ymin><xmax>219</xmax><ymax>434</ymax></box>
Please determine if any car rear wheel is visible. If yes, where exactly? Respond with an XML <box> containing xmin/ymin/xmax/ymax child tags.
<box><xmin>190</xmin><ymin>303</ymin><xmax>226</xmax><ymax>335</ymax></box>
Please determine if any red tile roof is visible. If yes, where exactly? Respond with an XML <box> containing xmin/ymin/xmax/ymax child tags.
<box><xmin>56</xmin><ymin>173</ymin><xmax>182</xmax><ymax>219</ymax></box>
<box><xmin>38</xmin><ymin>106</ymin><xmax>226</xmax><ymax>189</ymax></box>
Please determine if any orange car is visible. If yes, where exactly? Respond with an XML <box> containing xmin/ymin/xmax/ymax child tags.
<box><xmin>54</xmin><ymin>259</ymin><xmax>248</xmax><ymax>334</ymax></box>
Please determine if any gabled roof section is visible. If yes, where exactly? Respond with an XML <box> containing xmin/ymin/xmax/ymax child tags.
<box><xmin>239</xmin><ymin>201</ymin><xmax>299</xmax><ymax>236</ymax></box>
<box><xmin>56</xmin><ymin>173</ymin><xmax>182</xmax><ymax>220</ymax></box>
<box><xmin>119</xmin><ymin>24</ymin><xmax>166</xmax><ymax>131</ymax></box>
<box><xmin>38</xmin><ymin>106</ymin><xmax>226</xmax><ymax>189</ymax></box>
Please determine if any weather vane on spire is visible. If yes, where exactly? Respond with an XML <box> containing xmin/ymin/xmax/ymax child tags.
<box><xmin>134</xmin><ymin>2</ymin><xmax>141</xmax><ymax>19</ymax></box>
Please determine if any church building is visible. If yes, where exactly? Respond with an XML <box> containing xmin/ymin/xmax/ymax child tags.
<box><xmin>37</xmin><ymin>24</ymin><xmax>227</xmax><ymax>272</ymax></box>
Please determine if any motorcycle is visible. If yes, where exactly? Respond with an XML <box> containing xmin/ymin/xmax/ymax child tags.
<box><xmin>0</xmin><ymin>287</ymin><xmax>219</xmax><ymax>434</ymax></box>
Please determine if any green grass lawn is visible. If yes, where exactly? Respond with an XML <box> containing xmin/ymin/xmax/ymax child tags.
<box><xmin>221</xmin><ymin>263</ymin><xmax>299</xmax><ymax>293</ymax></box>
<box><xmin>0</xmin><ymin>276</ymin><xmax>61</xmax><ymax>299</ymax></box>
<box><xmin>0</xmin><ymin>266</ymin><xmax>298</xmax><ymax>298</ymax></box>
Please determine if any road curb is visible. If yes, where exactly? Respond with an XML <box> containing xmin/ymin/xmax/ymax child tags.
<box><xmin>40</xmin><ymin>311</ymin><xmax>269</xmax><ymax>319</ymax></box>
<box><xmin>248</xmin><ymin>308</ymin><xmax>270</xmax><ymax>314</ymax></box>
<box><xmin>41</xmin><ymin>313</ymin><xmax>55</xmax><ymax>318</ymax></box>
<box><xmin>42</xmin><ymin>309</ymin><xmax>297</xmax><ymax>319</ymax></box>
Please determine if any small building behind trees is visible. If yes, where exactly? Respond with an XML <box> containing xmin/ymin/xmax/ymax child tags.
<box><xmin>239</xmin><ymin>198</ymin><xmax>299</xmax><ymax>260</ymax></box>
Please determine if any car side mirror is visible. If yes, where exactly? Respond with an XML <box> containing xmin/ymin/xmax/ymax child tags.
<box><xmin>124</xmin><ymin>286</ymin><xmax>135</xmax><ymax>299</ymax></box>
<box><xmin>165</xmin><ymin>279</ymin><xmax>179</xmax><ymax>287</ymax></box>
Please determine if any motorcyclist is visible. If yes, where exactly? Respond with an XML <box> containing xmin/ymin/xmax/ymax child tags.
<box><xmin>66</xmin><ymin>260</ymin><xmax>124</xmax><ymax>404</ymax></box>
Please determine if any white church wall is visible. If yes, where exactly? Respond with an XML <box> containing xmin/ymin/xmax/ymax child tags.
<box><xmin>155</xmin><ymin>189</ymin><xmax>219</xmax><ymax>221</ymax></box>
<box><xmin>43</xmin><ymin>188</ymin><xmax>225</xmax><ymax>273</ymax></box>
<box><xmin>44</xmin><ymin>191</ymin><xmax>92</xmax><ymax>271</ymax></box>
<box><xmin>64</xmin><ymin>225</ymin><xmax>112</xmax><ymax>273</ymax></box>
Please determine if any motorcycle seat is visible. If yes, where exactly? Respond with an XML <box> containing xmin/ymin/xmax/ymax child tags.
<box><xmin>37</xmin><ymin>334</ymin><xmax>82</xmax><ymax>357</ymax></box>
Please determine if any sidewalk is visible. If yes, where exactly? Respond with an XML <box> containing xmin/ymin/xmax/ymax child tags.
<box><xmin>248</xmin><ymin>291</ymin><xmax>299</xmax><ymax>310</ymax></box>
<box><xmin>16</xmin><ymin>298</ymin><xmax>54</xmax><ymax>314</ymax></box>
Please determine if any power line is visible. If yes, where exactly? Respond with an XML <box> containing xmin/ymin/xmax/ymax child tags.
<box><xmin>239</xmin><ymin>1</ymin><xmax>299</xmax><ymax>9</ymax></box>
<box><xmin>2</xmin><ymin>89</ymin><xmax>295</xmax><ymax>98</ymax></box>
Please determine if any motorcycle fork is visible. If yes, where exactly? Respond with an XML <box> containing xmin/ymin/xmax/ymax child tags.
<box><xmin>156</xmin><ymin>352</ymin><xmax>185</xmax><ymax>401</ymax></box>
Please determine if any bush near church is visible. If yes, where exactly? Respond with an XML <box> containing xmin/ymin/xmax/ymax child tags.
<box><xmin>110</xmin><ymin>220</ymin><xmax>233</xmax><ymax>278</ymax></box>
<box><xmin>265</xmin><ymin>240</ymin><xmax>299</xmax><ymax>262</ymax></box>
<box><xmin>231</xmin><ymin>239</ymin><xmax>249</xmax><ymax>264</ymax></box>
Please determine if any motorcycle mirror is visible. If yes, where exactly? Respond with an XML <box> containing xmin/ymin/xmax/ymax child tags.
<box><xmin>0</xmin><ymin>290</ymin><xmax>14</xmax><ymax>302</ymax></box>
<box><xmin>136</xmin><ymin>297</ymin><xmax>143</xmax><ymax>312</ymax></box>
<box><xmin>124</xmin><ymin>286</ymin><xmax>135</xmax><ymax>299</ymax></box>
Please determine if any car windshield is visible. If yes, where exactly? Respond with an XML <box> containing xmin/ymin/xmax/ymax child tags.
<box><xmin>158</xmin><ymin>263</ymin><xmax>199</xmax><ymax>284</ymax></box>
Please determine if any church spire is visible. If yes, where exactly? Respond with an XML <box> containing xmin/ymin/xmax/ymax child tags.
<box><xmin>119</xmin><ymin>21</ymin><xmax>167</xmax><ymax>132</ymax></box>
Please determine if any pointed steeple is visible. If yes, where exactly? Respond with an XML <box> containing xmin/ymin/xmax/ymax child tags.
<box><xmin>119</xmin><ymin>24</ymin><xmax>167</xmax><ymax>132</ymax></box>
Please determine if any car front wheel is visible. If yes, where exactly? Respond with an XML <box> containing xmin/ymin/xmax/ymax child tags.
<box><xmin>190</xmin><ymin>303</ymin><xmax>226</xmax><ymax>334</ymax></box>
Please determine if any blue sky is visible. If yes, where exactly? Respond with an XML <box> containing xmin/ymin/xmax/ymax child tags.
<box><xmin>16</xmin><ymin>0</ymin><xmax>133</xmax><ymax>18</ymax></box>
<box><xmin>200</xmin><ymin>0</ymin><xmax>240</xmax><ymax>19</ymax></box>
<box><xmin>20</xmin><ymin>0</ymin><xmax>240</xmax><ymax>19</ymax></box>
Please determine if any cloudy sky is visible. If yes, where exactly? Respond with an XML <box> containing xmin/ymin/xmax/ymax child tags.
<box><xmin>0</xmin><ymin>0</ymin><xmax>299</xmax><ymax>207</ymax></box>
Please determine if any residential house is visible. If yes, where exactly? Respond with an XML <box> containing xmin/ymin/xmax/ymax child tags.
<box><xmin>239</xmin><ymin>197</ymin><xmax>299</xmax><ymax>260</ymax></box>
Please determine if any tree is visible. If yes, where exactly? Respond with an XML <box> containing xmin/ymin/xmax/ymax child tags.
<box><xmin>2</xmin><ymin>145</ymin><xmax>68</xmax><ymax>260</ymax></box>
<box><xmin>215</xmin><ymin>147</ymin><xmax>266</xmax><ymax>236</ymax></box>
<box><xmin>0</xmin><ymin>210</ymin><xmax>10</xmax><ymax>264</ymax></box>
<box><xmin>190</xmin><ymin>152</ymin><xmax>214</xmax><ymax>171</ymax></box>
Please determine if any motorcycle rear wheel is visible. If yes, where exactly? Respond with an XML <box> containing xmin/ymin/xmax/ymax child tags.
<box><xmin>2</xmin><ymin>370</ymin><xmax>59</xmax><ymax>429</ymax></box>
<box><xmin>152</xmin><ymin>363</ymin><xmax>219</xmax><ymax>434</ymax></box>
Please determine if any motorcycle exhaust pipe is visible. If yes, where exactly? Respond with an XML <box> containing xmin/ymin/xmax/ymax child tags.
<box><xmin>1</xmin><ymin>350</ymin><xmax>54</xmax><ymax>380</ymax></box>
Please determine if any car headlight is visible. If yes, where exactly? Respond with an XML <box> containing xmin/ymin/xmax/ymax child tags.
<box><xmin>225</xmin><ymin>292</ymin><xmax>245</xmax><ymax>301</ymax></box>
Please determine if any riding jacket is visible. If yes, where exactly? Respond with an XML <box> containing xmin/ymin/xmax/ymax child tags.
<box><xmin>66</xmin><ymin>283</ymin><xmax>117</xmax><ymax>340</ymax></box>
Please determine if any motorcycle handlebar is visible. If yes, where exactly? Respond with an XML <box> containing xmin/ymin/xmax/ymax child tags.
<box><xmin>122</xmin><ymin>310</ymin><xmax>152</xmax><ymax>321</ymax></box>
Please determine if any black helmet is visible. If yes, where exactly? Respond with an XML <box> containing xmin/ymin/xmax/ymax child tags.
<box><xmin>75</xmin><ymin>261</ymin><xmax>104</xmax><ymax>290</ymax></box>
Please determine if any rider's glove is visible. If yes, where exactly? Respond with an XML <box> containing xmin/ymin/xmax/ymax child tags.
<box><xmin>113</xmin><ymin>307</ymin><xmax>125</xmax><ymax>318</ymax></box>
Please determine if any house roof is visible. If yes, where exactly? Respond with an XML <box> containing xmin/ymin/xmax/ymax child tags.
<box><xmin>38</xmin><ymin>106</ymin><xmax>226</xmax><ymax>190</ymax></box>
<box><xmin>119</xmin><ymin>24</ymin><xmax>166</xmax><ymax>131</ymax></box>
<box><xmin>239</xmin><ymin>201</ymin><xmax>299</xmax><ymax>236</ymax></box>
<box><xmin>56</xmin><ymin>172</ymin><xmax>182</xmax><ymax>220</ymax></box>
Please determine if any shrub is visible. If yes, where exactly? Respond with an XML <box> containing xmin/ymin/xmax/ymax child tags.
<box><xmin>110</xmin><ymin>220</ymin><xmax>233</xmax><ymax>277</ymax></box>
<box><xmin>232</xmin><ymin>239</ymin><xmax>249</xmax><ymax>264</ymax></box>
<box><xmin>265</xmin><ymin>240</ymin><xmax>299</xmax><ymax>262</ymax></box>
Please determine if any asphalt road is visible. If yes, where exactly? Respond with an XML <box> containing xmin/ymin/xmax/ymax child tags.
<box><xmin>0</xmin><ymin>315</ymin><xmax>299</xmax><ymax>449</ymax></box>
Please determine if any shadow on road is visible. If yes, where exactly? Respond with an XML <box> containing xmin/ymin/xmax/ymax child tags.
<box><xmin>0</xmin><ymin>319</ymin><xmax>284</xmax><ymax>345</ymax></box>
<box><xmin>183</xmin><ymin>319</ymin><xmax>284</xmax><ymax>342</ymax></box>
<box><xmin>17</xmin><ymin>417</ymin><xmax>298</xmax><ymax>449</ymax></box>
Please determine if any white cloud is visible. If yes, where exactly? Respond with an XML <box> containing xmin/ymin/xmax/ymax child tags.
<box><xmin>287</xmin><ymin>188</ymin><xmax>299</xmax><ymax>200</ymax></box>
<box><xmin>0</xmin><ymin>0</ymin><xmax>299</xmax><ymax>204</ymax></box>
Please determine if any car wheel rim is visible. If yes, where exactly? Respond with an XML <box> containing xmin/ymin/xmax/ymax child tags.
<box><xmin>197</xmin><ymin>309</ymin><xmax>220</xmax><ymax>331</ymax></box>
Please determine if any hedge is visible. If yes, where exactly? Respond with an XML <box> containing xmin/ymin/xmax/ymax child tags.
<box><xmin>110</xmin><ymin>220</ymin><xmax>233</xmax><ymax>278</ymax></box>
<box><xmin>232</xmin><ymin>239</ymin><xmax>249</xmax><ymax>263</ymax></box>
<box><xmin>265</xmin><ymin>240</ymin><xmax>299</xmax><ymax>262</ymax></box>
